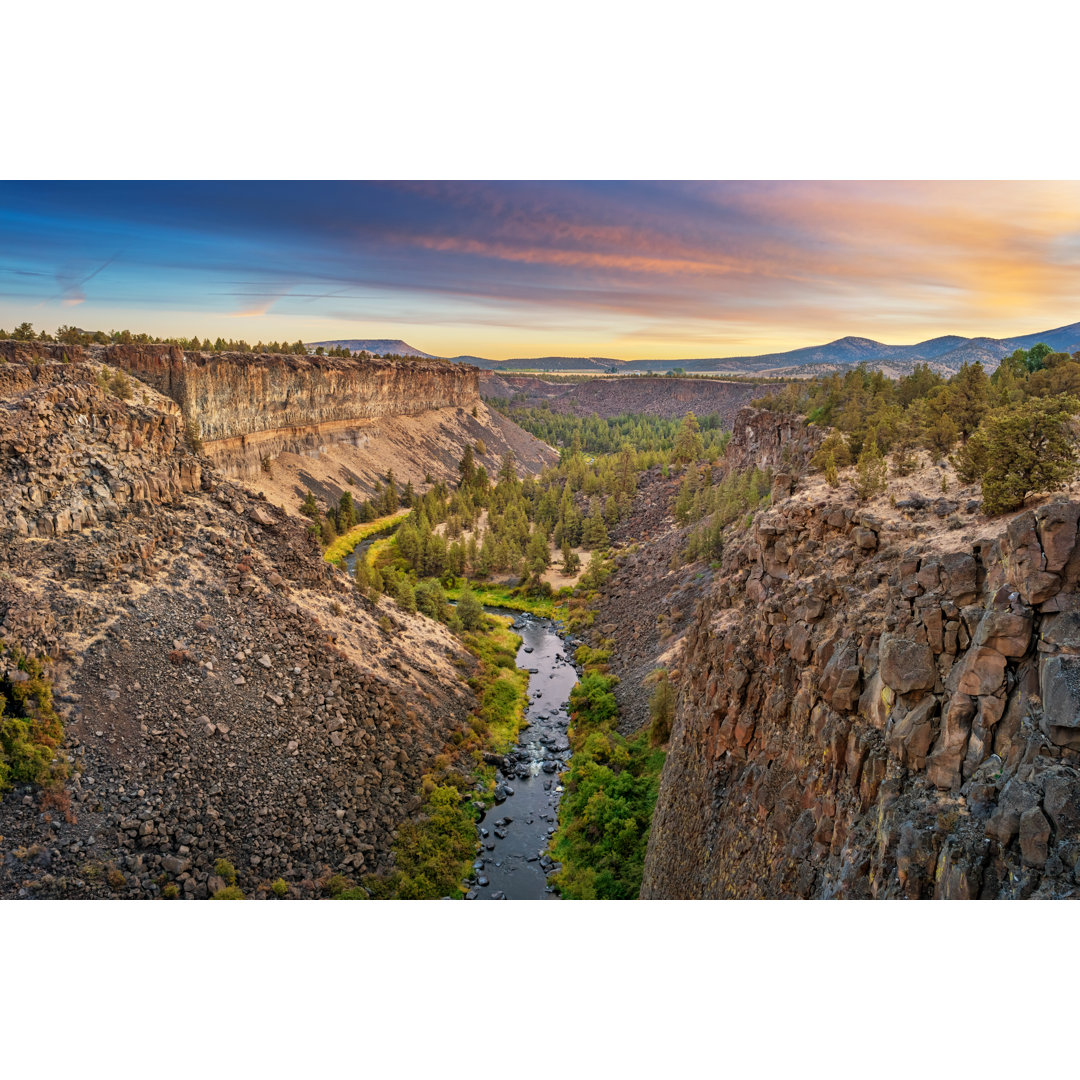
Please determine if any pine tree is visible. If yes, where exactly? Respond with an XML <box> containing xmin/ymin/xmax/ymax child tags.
<box><xmin>956</xmin><ymin>397</ymin><xmax>1080</xmax><ymax>514</ymax></box>
<box><xmin>855</xmin><ymin>428</ymin><xmax>887</xmax><ymax>501</ymax></box>
<box><xmin>823</xmin><ymin>451</ymin><xmax>839</xmax><ymax>488</ymax></box>
<box><xmin>672</xmin><ymin>412</ymin><xmax>704</xmax><ymax>463</ymax></box>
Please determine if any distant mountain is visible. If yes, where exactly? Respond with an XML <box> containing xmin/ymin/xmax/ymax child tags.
<box><xmin>307</xmin><ymin>321</ymin><xmax>1080</xmax><ymax>376</ymax></box>
<box><xmin>305</xmin><ymin>338</ymin><xmax>437</xmax><ymax>359</ymax></box>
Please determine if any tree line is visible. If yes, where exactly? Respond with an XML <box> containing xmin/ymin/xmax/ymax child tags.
<box><xmin>752</xmin><ymin>344</ymin><xmax>1080</xmax><ymax>513</ymax></box>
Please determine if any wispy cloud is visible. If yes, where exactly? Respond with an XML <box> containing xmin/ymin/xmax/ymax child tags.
<box><xmin>2</xmin><ymin>181</ymin><xmax>1079</xmax><ymax>358</ymax></box>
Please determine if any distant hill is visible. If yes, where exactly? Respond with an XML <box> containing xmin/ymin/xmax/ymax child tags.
<box><xmin>307</xmin><ymin>320</ymin><xmax>1080</xmax><ymax>376</ymax></box>
<box><xmin>305</xmin><ymin>339</ymin><xmax>437</xmax><ymax>359</ymax></box>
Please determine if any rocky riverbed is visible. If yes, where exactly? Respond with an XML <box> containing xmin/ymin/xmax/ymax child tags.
<box><xmin>465</xmin><ymin>610</ymin><xmax>579</xmax><ymax>900</ymax></box>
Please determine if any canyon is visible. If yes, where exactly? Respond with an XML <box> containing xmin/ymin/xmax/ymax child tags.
<box><xmin>637</xmin><ymin>410</ymin><xmax>1080</xmax><ymax>899</ymax></box>
<box><xmin>4</xmin><ymin>341</ymin><xmax>1080</xmax><ymax>901</ymax></box>
<box><xmin>0</xmin><ymin>349</ymin><xmax>521</xmax><ymax>898</ymax></box>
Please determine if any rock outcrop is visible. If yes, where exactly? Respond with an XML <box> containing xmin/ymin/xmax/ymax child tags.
<box><xmin>642</xmin><ymin>446</ymin><xmax>1080</xmax><ymax>898</ymax></box>
<box><xmin>0</xmin><ymin>341</ymin><xmax>482</xmax><ymax>480</ymax></box>
<box><xmin>0</xmin><ymin>355</ymin><xmax>481</xmax><ymax>899</ymax></box>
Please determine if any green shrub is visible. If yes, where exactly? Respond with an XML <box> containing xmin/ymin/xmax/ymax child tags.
<box><xmin>213</xmin><ymin>858</ymin><xmax>237</xmax><ymax>886</ymax></box>
<box><xmin>953</xmin><ymin>396</ymin><xmax>1080</xmax><ymax>514</ymax></box>
<box><xmin>211</xmin><ymin>886</ymin><xmax>244</xmax><ymax>900</ymax></box>
<box><xmin>0</xmin><ymin>648</ymin><xmax>66</xmax><ymax>792</ymax></box>
<box><xmin>271</xmin><ymin>878</ymin><xmax>289</xmax><ymax>898</ymax></box>
<box><xmin>162</xmin><ymin>883</ymin><xmax>180</xmax><ymax>900</ymax></box>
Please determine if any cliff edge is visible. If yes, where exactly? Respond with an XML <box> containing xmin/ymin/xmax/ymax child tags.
<box><xmin>642</xmin><ymin>412</ymin><xmax>1080</xmax><ymax>899</ymax></box>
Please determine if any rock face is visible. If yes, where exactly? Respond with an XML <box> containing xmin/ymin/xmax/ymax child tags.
<box><xmin>478</xmin><ymin>373</ymin><xmax>770</xmax><ymax>426</ymax></box>
<box><xmin>0</xmin><ymin>355</ymin><xmax>480</xmax><ymax>899</ymax></box>
<box><xmin>723</xmin><ymin>406</ymin><xmax>822</xmax><ymax>474</ymax></box>
<box><xmin>641</xmin><ymin>481</ymin><xmax>1080</xmax><ymax>899</ymax></box>
<box><xmin>0</xmin><ymin>341</ymin><xmax>481</xmax><ymax>480</ymax></box>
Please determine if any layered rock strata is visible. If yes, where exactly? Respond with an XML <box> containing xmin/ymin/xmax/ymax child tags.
<box><xmin>0</xmin><ymin>356</ymin><xmax>478</xmax><ymax>899</ymax></box>
<box><xmin>0</xmin><ymin>341</ymin><xmax>480</xmax><ymax>479</ymax></box>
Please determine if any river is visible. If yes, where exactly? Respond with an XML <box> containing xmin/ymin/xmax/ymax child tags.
<box><xmin>467</xmin><ymin>608</ymin><xmax>579</xmax><ymax>900</ymax></box>
<box><xmin>342</xmin><ymin>527</ymin><xmax>579</xmax><ymax>899</ymax></box>
<box><xmin>342</xmin><ymin>523</ymin><xmax>399</xmax><ymax>578</ymax></box>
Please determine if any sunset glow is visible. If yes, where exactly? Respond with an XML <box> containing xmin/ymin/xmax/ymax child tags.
<box><xmin>2</xmin><ymin>180</ymin><xmax>1079</xmax><ymax>359</ymax></box>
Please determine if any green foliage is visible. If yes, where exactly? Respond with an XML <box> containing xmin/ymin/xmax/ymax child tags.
<box><xmin>682</xmin><ymin>465</ymin><xmax>771</xmax><ymax>562</ymax></box>
<box><xmin>108</xmin><ymin>370</ymin><xmax>133</xmax><ymax>400</ymax></box>
<box><xmin>953</xmin><ymin>396</ymin><xmax>1080</xmax><ymax>514</ymax></box>
<box><xmin>357</xmin><ymin>772</ymin><xmax>484</xmax><ymax>900</ymax></box>
<box><xmin>548</xmin><ymin>667</ymin><xmax>665</xmax><ymax>900</ymax></box>
<box><xmin>455</xmin><ymin>584</ymin><xmax>486</xmax><ymax>630</ymax></box>
<box><xmin>464</xmin><ymin>621</ymin><xmax>530</xmax><ymax>752</ymax></box>
<box><xmin>823</xmin><ymin>452</ymin><xmax>839</xmax><ymax>487</ymax></box>
<box><xmin>811</xmin><ymin>430</ymin><xmax>851</xmax><ymax>470</ymax></box>
<box><xmin>323</xmin><ymin>510</ymin><xmax>411</xmax><ymax>566</ymax></box>
<box><xmin>854</xmin><ymin>428</ymin><xmax>887</xmax><ymax>501</ymax></box>
<box><xmin>647</xmin><ymin>671</ymin><xmax>675</xmax><ymax>747</ymax></box>
<box><xmin>162</xmin><ymin>883</ymin><xmax>180</xmax><ymax>899</ymax></box>
<box><xmin>0</xmin><ymin>648</ymin><xmax>66</xmax><ymax>793</ymax></box>
<box><xmin>494</xmin><ymin>404</ymin><xmax>729</xmax><ymax>460</ymax></box>
<box><xmin>392</xmin><ymin>577</ymin><xmax>417</xmax><ymax>613</ymax></box>
<box><xmin>271</xmin><ymin>878</ymin><xmax>289</xmax><ymax>898</ymax></box>
<box><xmin>672</xmin><ymin>411</ymin><xmax>705</xmax><ymax>463</ymax></box>
<box><xmin>210</xmin><ymin>886</ymin><xmax>245</xmax><ymax>900</ymax></box>
<box><xmin>414</xmin><ymin>578</ymin><xmax>452</xmax><ymax>622</ymax></box>
<box><xmin>213</xmin><ymin>858</ymin><xmax>238</xmax><ymax>886</ymax></box>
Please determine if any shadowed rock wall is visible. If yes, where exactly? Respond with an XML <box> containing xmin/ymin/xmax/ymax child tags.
<box><xmin>642</xmin><ymin>444</ymin><xmax>1080</xmax><ymax>899</ymax></box>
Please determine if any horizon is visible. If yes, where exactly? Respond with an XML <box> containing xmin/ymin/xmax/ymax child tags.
<box><xmin>3</xmin><ymin>180</ymin><xmax>1080</xmax><ymax>361</ymax></box>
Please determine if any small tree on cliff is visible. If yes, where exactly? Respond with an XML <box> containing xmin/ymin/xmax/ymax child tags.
<box><xmin>855</xmin><ymin>428</ymin><xmax>887</xmax><ymax>501</ymax></box>
<box><xmin>811</xmin><ymin>430</ymin><xmax>851</xmax><ymax>470</ymax></box>
<box><xmin>953</xmin><ymin>396</ymin><xmax>1080</xmax><ymax>514</ymax></box>
<box><xmin>823</xmin><ymin>451</ymin><xmax>839</xmax><ymax>488</ymax></box>
<box><xmin>458</xmin><ymin>444</ymin><xmax>476</xmax><ymax>488</ymax></box>
<box><xmin>647</xmin><ymin>670</ymin><xmax>675</xmax><ymax>747</ymax></box>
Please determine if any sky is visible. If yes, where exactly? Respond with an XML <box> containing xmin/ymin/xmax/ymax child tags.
<box><xmin>2</xmin><ymin>180</ymin><xmax>1079</xmax><ymax>361</ymax></box>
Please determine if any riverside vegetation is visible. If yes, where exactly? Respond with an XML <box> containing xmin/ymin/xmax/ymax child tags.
<box><xmin>315</xmin><ymin>407</ymin><xmax>720</xmax><ymax>898</ymax></box>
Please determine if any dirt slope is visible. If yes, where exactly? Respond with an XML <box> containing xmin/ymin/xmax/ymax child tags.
<box><xmin>0</xmin><ymin>358</ymin><xmax>480</xmax><ymax>899</ymax></box>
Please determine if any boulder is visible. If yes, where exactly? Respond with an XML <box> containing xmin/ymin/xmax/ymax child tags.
<box><xmin>879</xmin><ymin>634</ymin><xmax>937</xmax><ymax>694</ymax></box>
<box><xmin>1040</xmin><ymin>654</ymin><xmax>1080</xmax><ymax>735</ymax></box>
<box><xmin>926</xmin><ymin>694</ymin><xmax>976</xmax><ymax>789</ymax></box>
<box><xmin>820</xmin><ymin>639</ymin><xmax>862</xmax><ymax>712</ymax></box>
<box><xmin>1042</xmin><ymin>772</ymin><xmax>1080</xmax><ymax>836</ymax></box>
<box><xmin>955</xmin><ymin>647</ymin><xmax>1007</xmax><ymax>697</ymax></box>
<box><xmin>1019</xmin><ymin>807</ymin><xmax>1050</xmax><ymax>868</ymax></box>
<box><xmin>1039</xmin><ymin>611</ymin><xmax>1080</xmax><ymax>650</ymax></box>
<box><xmin>886</xmin><ymin>696</ymin><xmax>938</xmax><ymax>770</ymax></box>
<box><xmin>1036</xmin><ymin>501</ymin><xmax>1080</xmax><ymax>573</ymax></box>
<box><xmin>972</xmin><ymin>611</ymin><xmax>1032</xmax><ymax>658</ymax></box>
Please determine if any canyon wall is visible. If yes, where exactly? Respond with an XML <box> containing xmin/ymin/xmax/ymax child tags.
<box><xmin>0</xmin><ymin>353</ymin><xmax>479</xmax><ymax>899</ymax></box>
<box><xmin>642</xmin><ymin>417</ymin><xmax>1080</xmax><ymax>899</ymax></box>
<box><xmin>480</xmin><ymin>373</ymin><xmax>773</xmax><ymax>426</ymax></box>
<box><xmin>0</xmin><ymin>342</ymin><xmax>480</xmax><ymax>479</ymax></box>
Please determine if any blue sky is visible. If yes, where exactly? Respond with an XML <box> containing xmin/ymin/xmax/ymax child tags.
<box><xmin>2</xmin><ymin>181</ymin><xmax>1079</xmax><ymax>358</ymax></box>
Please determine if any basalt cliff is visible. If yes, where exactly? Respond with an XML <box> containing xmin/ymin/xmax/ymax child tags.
<box><xmin>641</xmin><ymin>409</ymin><xmax>1080</xmax><ymax>899</ymax></box>
<box><xmin>0</xmin><ymin>351</ymin><xmax>506</xmax><ymax>899</ymax></box>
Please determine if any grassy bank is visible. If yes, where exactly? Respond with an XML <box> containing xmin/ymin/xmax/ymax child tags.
<box><xmin>547</xmin><ymin>625</ymin><xmax>665</xmax><ymax>899</ymax></box>
<box><xmin>445</xmin><ymin>580</ymin><xmax>568</xmax><ymax>619</ymax></box>
<box><xmin>323</xmin><ymin>510</ymin><xmax>411</xmax><ymax>566</ymax></box>
<box><xmin>341</xmin><ymin>612</ymin><xmax>529</xmax><ymax>899</ymax></box>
